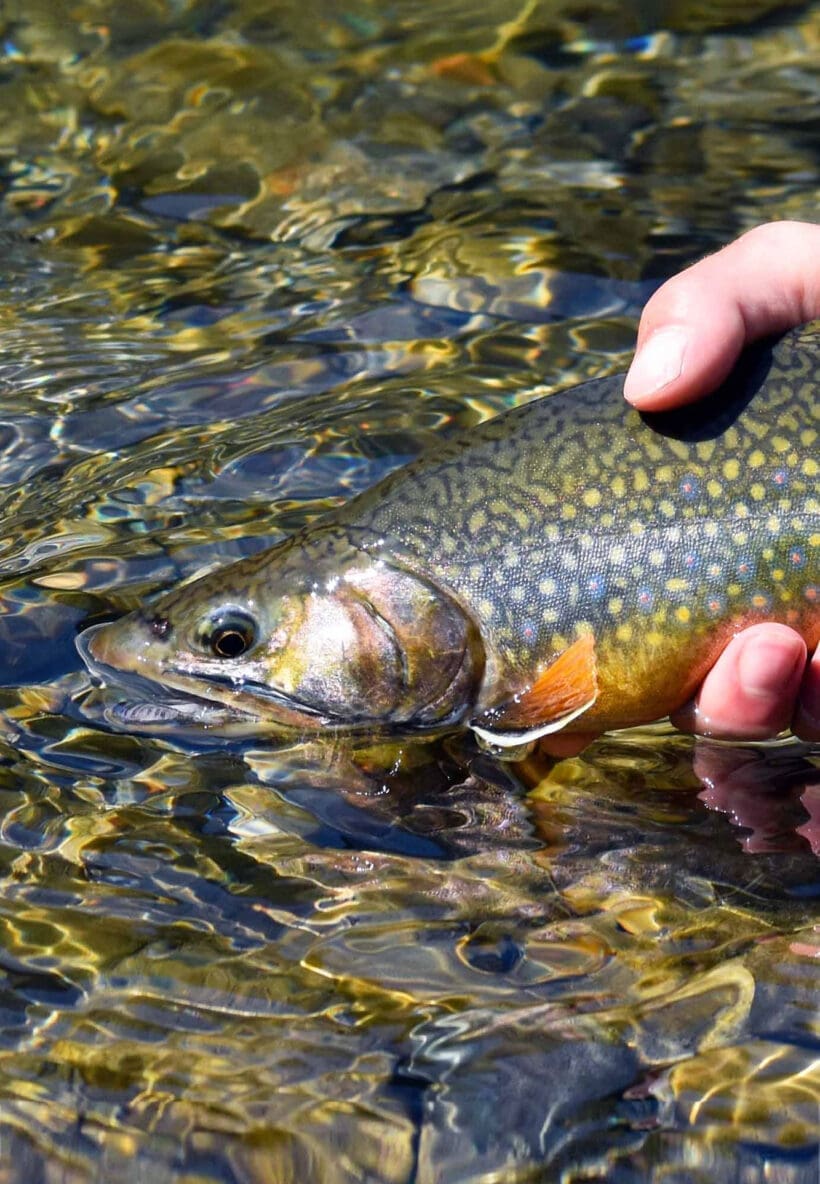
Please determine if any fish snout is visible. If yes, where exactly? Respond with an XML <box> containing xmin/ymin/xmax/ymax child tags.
<box><xmin>76</xmin><ymin>615</ymin><xmax>157</xmax><ymax>679</ymax></box>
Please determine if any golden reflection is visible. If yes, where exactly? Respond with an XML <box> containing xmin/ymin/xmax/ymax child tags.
<box><xmin>0</xmin><ymin>0</ymin><xmax>816</xmax><ymax>1178</ymax></box>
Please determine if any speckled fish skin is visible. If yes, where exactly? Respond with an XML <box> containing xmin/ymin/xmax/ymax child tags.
<box><xmin>336</xmin><ymin>324</ymin><xmax>819</xmax><ymax>731</ymax></box>
<box><xmin>83</xmin><ymin>325</ymin><xmax>819</xmax><ymax>738</ymax></box>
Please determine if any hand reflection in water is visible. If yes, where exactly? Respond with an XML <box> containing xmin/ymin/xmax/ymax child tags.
<box><xmin>693</xmin><ymin>741</ymin><xmax>820</xmax><ymax>855</ymax></box>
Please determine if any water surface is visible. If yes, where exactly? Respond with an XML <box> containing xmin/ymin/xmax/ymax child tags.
<box><xmin>0</xmin><ymin>2</ymin><xmax>817</xmax><ymax>1180</ymax></box>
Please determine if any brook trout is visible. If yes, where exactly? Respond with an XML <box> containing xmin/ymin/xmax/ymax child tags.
<box><xmin>80</xmin><ymin>326</ymin><xmax>819</xmax><ymax>747</ymax></box>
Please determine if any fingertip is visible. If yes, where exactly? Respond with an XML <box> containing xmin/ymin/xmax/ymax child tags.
<box><xmin>673</xmin><ymin>624</ymin><xmax>807</xmax><ymax>740</ymax></box>
<box><xmin>624</xmin><ymin>297</ymin><xmax>745</xmax><ymax>411</ymax></box>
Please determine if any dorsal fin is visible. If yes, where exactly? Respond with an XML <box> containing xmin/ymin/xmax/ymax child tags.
<box><xmin>470</xmin><ymin>633</ymin><xmax>598</xmax><ymax>749</ymax></box>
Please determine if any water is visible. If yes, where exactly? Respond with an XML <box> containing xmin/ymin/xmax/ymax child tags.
<box><xmin>0</xmin><ymin>1</ymin><xmax>817</xmax><ymax>1179</ymax></box>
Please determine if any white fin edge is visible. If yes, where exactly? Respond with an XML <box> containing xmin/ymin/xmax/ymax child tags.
<box><xmin>469</xmin><ymin>694</ymin><xmax>598</xmax><ymax>749</ymax></box>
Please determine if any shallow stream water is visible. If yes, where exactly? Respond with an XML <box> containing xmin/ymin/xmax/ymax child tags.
<box><xmin>0</xmin><ymin>2</ymin><xmax>817</xmax><ymax>1180</ymax></box>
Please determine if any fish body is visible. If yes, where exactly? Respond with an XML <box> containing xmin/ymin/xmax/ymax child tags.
<box><xmin>81</xmin><ymin>326</ymin><xmax>819</xmax><ymax>745</ymax></box>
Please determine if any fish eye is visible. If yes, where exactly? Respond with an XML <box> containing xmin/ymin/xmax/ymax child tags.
<box><xmin>202</xmin><ymin>609</ymin><xmax>258</xmax><ymax>660</ymax></box>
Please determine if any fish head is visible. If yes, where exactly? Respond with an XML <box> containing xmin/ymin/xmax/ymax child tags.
<box><xmin>79</xmin><ymin>526</ymin><xmax>483</xmax><ymax>734</ymax></box>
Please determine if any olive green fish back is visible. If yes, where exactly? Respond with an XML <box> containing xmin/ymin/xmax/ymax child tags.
<box><xmin>337</xmin><ymin>326</ymin><xmax>818</xmax><ymax>696</ymax></box>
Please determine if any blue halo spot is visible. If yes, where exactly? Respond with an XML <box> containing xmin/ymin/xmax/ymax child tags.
<box><xmin>789</xmin><ymin>547</ymin><xmax>806</xmax><ymax>569</ymax></box>
<box><xmin>772</xmin><ymin>468</ymin><xmax>788</xmax><ymax>488</ymax></box>
<box><xmin>682</xmin><ymin>551</ymin><xmax>700</xmax><ymax>572</ymax></box>
<box><xmin>736</xmin><ymin>557</ymin><xmax>755</xmax><ymax>581</ymax></box>
<box><xmin>679</xmin><ymin>475</ymin><xmax>699</xmax><ymax>500</ymax></box>
<box><xmin>637</xmin><ymin>586</ymin><xmax>654</xmax><ymax>612</ymax></box>
<box><xmin>585</xmin><ymin>574</ymin><xmax>607</xmax><ymax>600</ymax></box>
<box><xmin>705</xmin><ymin>595</ymin><xmax>725</xmax><ymax>618</ymax></box>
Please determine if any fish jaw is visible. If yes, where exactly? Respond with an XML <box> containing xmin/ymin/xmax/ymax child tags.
<box><xmin>77</xmin><ymin>618</ymin><xmax>328</xmax><ymax>730</ymax></box>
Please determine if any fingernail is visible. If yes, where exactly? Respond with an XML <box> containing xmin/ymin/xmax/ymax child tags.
<box><xmin>738</xmin><ymin>636</ymin><xmax>804</xmax><ymax>700</ymax></box>
<box><xmin>623</xmin><ymin>326</ymin><xmax>688</xmax><ymax>404</ymax></box>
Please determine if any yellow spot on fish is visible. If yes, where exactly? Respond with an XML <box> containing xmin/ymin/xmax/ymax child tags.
<box><xmin>750</xmin><ymin>483</ymin><xmax>765</xmax><ymax>501</ymax></box>
<box><xmin>696</xmin><ymin>441</ymin><xmax>715</xmax><ymax>462</ymax></box>
<box><xmin>803</xmin><ymin>458</ymin><xmax>818</xmax><ymax>477</ymax></box>
<box><xmin>772</xmin><ymin>436</ymin><xmax>789</xmax><ymax>453</ymax></box>
<box><xmin>610</xmin><ymin>544</ymin><xmax>626</xmax><ymax>563</ymax></box>
<box><xmin>634</xmin><ymin>468</ymin><xmax>649</xmax><ymax>493</ymax></box>
<box><xmin>659</xmin><ymin>500</ymin><xmax>675</xmax><ymax>518</ymax></box>
<box><xmin>734</xmin><ymin>503</ymin><xmax>749</xmax><ymax>517</ymax></box>
<box><xmin>799</xmin><ymin>429</ymin><xmax>817</xmax><ymax>448</ymax></box>
<box><xmin>666</xmin><ymin>578</ymin><xmax>688</xmax><ymax>592</ymax></box>
<box><xmin>608</xmin><ymin>597</ymin><xmax>623</xmax><ymax>616</ymax></box>
<box><xmin>616</xmin><ymin>623</ymin><xmax>633</xmax><ymax>643</ymax></box>
<box><xmin>723</xmin><ymin>459</ymin><xmax>740</xmax><ymax>480</ymax></box>
<box><xmin>646</xmin><ymin>631</ymin><xmax>663</xmax><ymax>647</ymax></box>
<box><xmin>649</xmin><ymin>549</ymin><xmax>665</xmax><ymax>567</ymax></box>
<box><xmin>768</xmin><ymin>516</ymin><xmax>782</xmax><ymax>533</ymax></box>
<box><xmin>583</xmin><ymin>489</ymin><xmax>601</xmax><ymax>508</ymax></box>
<box><xmin>539</xmin><ymin>577</ymin><xmax>556</xmax><ymax>596</ymax></box>
<box><xmin>728</xmin><ymin>583</ymin><xmax>741</xmax><ymax>598</ymax></box>
<box><xmin>732</xmin><ymin>530</ymin><xmax>749</xmax><ymax>546</ymax></box>
<box><xmin>562</xmin><ymin>504</ymin><xmax>577</xmax><ymax>520</ymax></box>
<box><xmin>675</xmin><ymin>606</ymin><xmax>691</xmax><ymax>623</ymax></box>
<box><xmin>612</xmin><ymin>476</ymin><xmax>626</xmax><ymax>497</ymax></box>
<box><xmin>542</xmin><ymin>607</ymin><xmax>559</xmax><ymax>624</ymax></box>
<box><xmin>749</xmin><ymin>450</ymin><xmax>765</xmax><ymax>469</ymax></box>
<box><xmin>772</xmin><ymin>569</ymin><xmax>784</xmax><ymax>581</ymax></box>
<box><xmin>469</xmin><ymin>509</ymin><xmax>487</xmax><ymax>533</ymax></box>
<box><xmin>707</xmin><ymin>479</ymin><xmax>722</xmax><ymax>498</ymax></box>
<box><xmin>656</xmin><ymin>465</ymin><xmax>673</xmax><ymax>483</ymax></box>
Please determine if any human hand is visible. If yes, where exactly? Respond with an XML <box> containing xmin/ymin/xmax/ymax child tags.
<box><xmin>544</xmin><ymin>222</ymin><xmax>820</xmax><ymax>758</ymax></box>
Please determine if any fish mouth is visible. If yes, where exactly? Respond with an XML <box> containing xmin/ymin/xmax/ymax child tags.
<box><xmin>76</xmin><ymin>623</ymin><xmax>341</xmax><ymax>734</ymax></box>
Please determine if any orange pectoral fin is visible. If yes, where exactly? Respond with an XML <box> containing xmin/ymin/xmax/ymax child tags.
<box><xmin>470</xmin><ymin>632</ymin><xmax>599</xmax><ymax>749</ymax></box>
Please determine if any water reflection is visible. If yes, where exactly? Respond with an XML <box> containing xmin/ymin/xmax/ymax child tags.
<box><xmin>0</xmin><ymin>0</ymin><xmax>817</xmax><ymax>1178</ymax></box>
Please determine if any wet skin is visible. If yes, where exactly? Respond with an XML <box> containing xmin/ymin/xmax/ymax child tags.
<box><xmin>80</xmin><ymin>326</ymin><xmax>819</xmax><ymax>747</ymax></box>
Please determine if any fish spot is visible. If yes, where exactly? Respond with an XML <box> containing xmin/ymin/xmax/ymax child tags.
<box><xmin>637</xmin><ymin>587</ymin><xmax>654</xmax><ymax>612</ymax></box>
<box><xmin>585</xmin><ymin>574</ymin><xmax>606</xmax><ymax>599</ymax></box>
<box><xmin>705</xmin><ymin>595</ymin><xmax>725</xmax><ymax>617</ymax></box>
<box><xmin>751</xmin><ymin>591</ymin><xmax>772</xmax><ymax>611</ymax></box>
<box><xmin>675</xmin><ymin>606</ymin><xmax>691</xmax><ymax>623</ymax></box>
<box><xmin>806</xmin><ymin>585</ymin><xmax>819</xmax><ymax>603</ymax></box>
<box><xmin>722</xmin><ymin>460</ymin><xmax>740</xmax><ymax>481</ymax></box>
<box><xmin>748</xmin><ymin>449</ymin><xmax>766</xmax><ymax>469</ymax></box>
<box><xmin>789</xmin><ymin>548</ymin><xmax>806</xmax><ymax>569</ymax></box>
<box><xmin>772</xmin><ymin>468</ymin><xmax>789</xmax><ymax>487</ymax></box>
<box><xmin>683</xmin><ymin>552</ymin><xmax>700</xmax><ymax>572</ymax></box>
<box><xmin>583</xmin><ymin>489</ymin><xmax>601</xmax><ymax>508</ymax></box>
<box><xmin>679</xmin><ymin>475</ymin><xmax>700</xmax><ymax>499</ymax></box>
